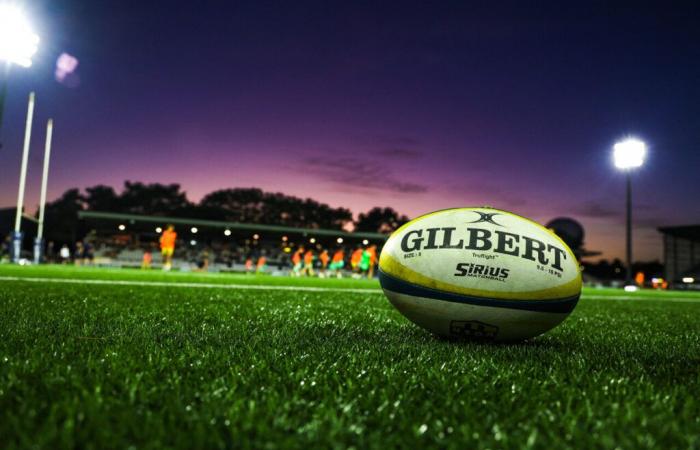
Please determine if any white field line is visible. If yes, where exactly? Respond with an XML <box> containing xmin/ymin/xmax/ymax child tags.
<box><xmin>0</xmin><ymin>276</ymin><xmax>383</xmax><ymax>294</ymax></box>
<box><xmin>584</xmin><ymin>294</ymin><xmax>700</xmax><ymax>303</ymax></box>
<box><xmin>1</xmin><ymin>276</ymin><xmax>699</xmax><ymax>303</ymax></box>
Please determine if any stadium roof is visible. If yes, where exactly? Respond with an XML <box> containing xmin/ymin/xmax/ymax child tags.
<box><xmin>658</xmin><ymin>225</ymin><xmax>700</xmax><ymax>241</ymax></box>
<box><xmin>78</xmin><ymin>210</ymin><xmax>388</xmax><ymax>240</ymax></box>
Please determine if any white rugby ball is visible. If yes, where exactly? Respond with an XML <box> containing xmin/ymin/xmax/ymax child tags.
<box><xmin>379</xmin><ymin>207</ymin><xmax>582</xmax><ymax>342</ymax></box>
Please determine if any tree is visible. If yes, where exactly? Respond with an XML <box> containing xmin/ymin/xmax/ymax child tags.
<box><xmin>43</xmin><ymin>188</ymin><xmax>85</xmax><ymax>243</ymax></box>
<box><xmin>199</xmin><ymin>188</ymin><xmax>353</xmax><ymax>229</ymax></box>
<box><xmin>84</xmin><ymin>185</ymin><xmax>120</xmax><ymax>212</ymax></box>
<box><xmin>118</xmin><ymin>181</ymin><xmax>192</xmax><ymax>216</ymax></box>
<box><xmin>355</xmin><ymin>207</ymin><xmax>408</xmax><ymax>233</ymax></box>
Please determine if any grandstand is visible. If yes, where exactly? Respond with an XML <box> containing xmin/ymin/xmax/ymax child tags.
<box><xmin>658</xmin><ymin>224</ymin><xmax>700</xmax><ymax>289</ymax></box>
<box><xmin>76</xmin><ymin>211</ymin><xmax>387</xmax><ymax>273</ymax></box>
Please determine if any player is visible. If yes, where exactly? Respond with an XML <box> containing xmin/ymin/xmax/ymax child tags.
<box><xmin>303</xmin><ymin>248</ymin><xmax>315</xmax><ymax>277</ymax></box>
<box><xmin>256</xmin><ymin>255</ymin><xmax>267</xmax><ymax>274</ymax></box>
<box><xmin>329</xmin><ymin>248</ymin><xmax>345</xmax><ymax>278</ymax></box>
<box><xmin>319</xmin><ymin>249</ymin><xmax>329</xmax><ymax>277</ymax></box>
<box><xmin>141</xmin><ymin>249</ymin><xmax>152</xmax><ymax>269</ymax></box>
<box><xmin>291</xmin><ymin>247</ymin><xmax>304</xmax><ymax>276</ymax></box>
<box><xmin>359</xmin><ymin>247</ymin><xmax>372</xmax><ymax>277</ymax></box>
<box><xmin>159</xmin><ymin>225</ymin><xmax>177</xmax><ymax>271</ymax></box>
<box><xmin>350</xmin><ymin>246</ymin><xmax>363</xmax><ymax>277</ymax></box>
<box><xmin>367</xmin><ymin>244</ymin><xmax>378</xmax><ymax>278</ymax></box>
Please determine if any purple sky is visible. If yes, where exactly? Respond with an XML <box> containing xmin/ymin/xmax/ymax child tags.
<box><xmin>1</xmin><ymin>1</ymin><xmax>699</xmax><ymax>261</ymax></box>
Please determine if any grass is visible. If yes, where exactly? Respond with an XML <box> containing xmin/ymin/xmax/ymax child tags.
<box><xmin>0</xmin><ymin>264</ymin><xmax>699</xmax><ymax>449</ymax></box>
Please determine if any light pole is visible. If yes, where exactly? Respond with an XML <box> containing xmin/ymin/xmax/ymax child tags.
<box><xmin>613</xmin><ymin>138</ymin><xmax>646</xmax><ymax>287</ymax></box>
<box><xmin>0</xmin><ymin>3</ymin><xmax>40</xmax><ymax>146</ymax></box>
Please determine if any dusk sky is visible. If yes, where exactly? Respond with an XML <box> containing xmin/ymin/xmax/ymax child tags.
<box><xmin>1</xmin><ymin>1</ymin><xmax>699</xmax><ymax>261</ymax></box>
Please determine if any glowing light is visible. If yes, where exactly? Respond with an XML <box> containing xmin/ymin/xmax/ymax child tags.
<box><xmin>155</xmin><ymin>227</ymin><xmax>162</xmax><ymax>233</ymax></box>
<box><xmin>55</xmin><ymin>52</ymin><xmax>78</xmax><ymax>82</ymax></box>
<box><xmin>190</xmin><ymin>240</ymin><xmax>196</xmax><ymax>246</ymax></box>
<box><xmin>683</xmin><ymin>277</ymin><xmax>695</xmax><ymax>283</ymax></box>
<box><xmin>190</xmin><ymin>227</ymin><xmax>198</xmax><ymax>234</ymax></box>
<box><xmin>309</xmin><ymin>237</ymin><xmax>316</xmax><ymax>244</ymax></box>
<box><xmin>224</xmin><ymin>229</ymin><xmax>231</xmax><ymax>236</ymax></box>
<box><xmin>282</xmin><ymin>235</ymin><xmax>288</xmax><ymax>242</ymax></box>
<box><xmin>118</xmin><ymin>224</ymin><xmax>126</xmax><ymax>231</ymax></box>
<box><xmin>362</xmin><ymin>239</ymin><xmax>369</xmax><ymax>245</ymax></box>
<box><xmin>624</xmin><ymin>285</ymin><xmax>638</xmax><ymax>292</ymax></box>
<box><xmin>336</xmin><ymin>237</ymin><xmax>343</xmax><ymax>244</ymax></box>
<box><xmin>253</xmin><ymin>234</ymin><xmax>259</xmax><ymax>240</ymax></box>
<box><xmin>0</xmin><ymin>4</ymin><xmax>39</xmax><ymax>67</ymax></box>
<box><xmin>613</xmin><ymin>138</ymin><xmax>646</xmax><ymax>170</ymax></box>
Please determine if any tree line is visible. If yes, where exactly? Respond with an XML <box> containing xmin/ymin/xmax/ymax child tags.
<box><xmin>42</xmin><ymin>182</ymin><xmax>409</xmax><ymax>242</ymax></box>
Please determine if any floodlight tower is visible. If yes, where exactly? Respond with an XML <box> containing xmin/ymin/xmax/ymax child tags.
<box><xmin>613</xmin><ymin>138</ymin><xmax>646</xmax><ymax>287</ymax></box>
<box><xmin>0</xmin><ymin>3</ymin><xmax>40</xmax><ymax>143</ymax></box>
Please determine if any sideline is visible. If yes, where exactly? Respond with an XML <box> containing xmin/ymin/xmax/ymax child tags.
<box><xmin>2</xmin><ymin>276</ymin><xmax>699</xmax><ymax>303</ymax></box>
<box><xmin>0</xmin><ymin>276</ymin><xmax>383</xmax><ymax>294</ymax></box>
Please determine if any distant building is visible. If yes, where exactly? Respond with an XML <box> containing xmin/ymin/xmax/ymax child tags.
<box><xmin>658</xmin><ymin>225</ymin><xmax>700</xmax><ymax>288</ymax></box>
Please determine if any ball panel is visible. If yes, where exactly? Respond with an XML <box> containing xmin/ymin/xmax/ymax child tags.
<box><xmin>379</xmin><ymin>252</ymin><xmax>582</xmax><ymax>301</ymax></box>
<box><xmin>384</xmin><ymin>288</ymin><xmax>571</xmax><ymax>341</ymax></box>
<box><xmin>378</xmin><ymin>269</ymin><xmax>580</xmax><ymax>314</ymax></box>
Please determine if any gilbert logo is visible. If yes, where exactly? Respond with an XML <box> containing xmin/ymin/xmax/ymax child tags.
<box><xmin>467</xmin><ymin>211</ymin><xmax>504</xmax><ymax>227</ymax></box>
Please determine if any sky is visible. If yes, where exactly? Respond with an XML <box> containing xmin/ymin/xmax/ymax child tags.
<box><xmin>0</xmin><ymin>0</ymin><xmax>699</xmax><ymax>261</ymax></box>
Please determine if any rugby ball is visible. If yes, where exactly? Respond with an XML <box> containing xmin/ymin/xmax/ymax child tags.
<box><xmin>378</xmin><ymin>207</ymin><xmax>582</xmax><ymax>341</ymax></box>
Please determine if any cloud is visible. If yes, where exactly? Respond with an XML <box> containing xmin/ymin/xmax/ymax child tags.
<box><xmin>376</xmin><ymin>148</ymin><xmax>423</xmax><ymax>159</ymax></box>
<box><xmin>570</xmin><ymin>201</ymin><xmax>619</xmax><ymax>218</ymax></box>
<box><xmin>301</xmin><ymin>156</ymin><xmax>428</xmax><ymax>194</ymax></box>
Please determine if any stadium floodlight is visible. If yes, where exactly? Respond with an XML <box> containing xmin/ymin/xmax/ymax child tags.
<box><xmin>362</xmin><ymin>239</ymin><xmax>369</xmax><ymax>245</ymax></box>
<box><xmin>336</xmin><ymin>237</ymin><xmax>343</xmax><ymax>244</ymax></box>
<box><xmin>156</xmin><ymin>227</ymin><xmax>162</xmax><ymax>233</ymax></box>
<box><xmin>613</xmin><ymin>137</ymin><xmax>646</xmax><ymax>288</ymax></box>
<box><xmin>613</xmin><ymin>138</ymin><xmax>646</xmax><ymax>170</ymax></box>
<box><xmin>224</xmin><ymin>229</ymin><xmax>231</xmax><ymax>236</ymax></box>
<box><xmin>190</xmin><ymin>226</ymin><xmax>198</xmax><ymax>234</ymax></box>
<box><xmin>683</xmin><ymin>277</ymin><xmax>695</xmax><ymax>284</ymax></box>
<box><xmin>118</xmin><ymin>224</ymin><xmax>126</xmax><ymax>231</ymax></box>
<box><xmin>309</xmin><ymin>237</ymin><xmax>316</xmax><ymax>244</ymax></box>
<box><xmin>0</xmin><ymin>4</ymin><xmax>39</xmax><ymax>68</ymax></box>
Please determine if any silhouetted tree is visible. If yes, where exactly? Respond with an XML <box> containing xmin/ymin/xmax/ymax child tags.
<box><xmin>355</xmin><ymin>207</ymin><xmax>408</xmax><ymax>233</ymax></box>
<box><xmin>84</xmin><ymin>185</ymin><xmax>120</xmax><ymax>211</ymax></box>
<box><xmin>118</xmin><ymin>181</ymin><xmax>192</xmax><ymax>216</ymax></box>
<box><xmin>199</xmin><ymin>188</ymin><xmax>352</xmax><ymax>229</ymax></box>
<box><xmin>43</xmin><ymin>188</ymin><xmax>85</xmax><ymax>243</ymax></box>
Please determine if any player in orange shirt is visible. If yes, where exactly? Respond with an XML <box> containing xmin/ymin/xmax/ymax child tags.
<box><xmin>319</xmin><ymin>249</ymin><xmax>329</xmax><ymax>277</ymax></box>
<box><xmin>367</xmin><ymin>245</ymin><xmax>378</xmax><ymax>278</ymax></box>
<box><xmin>256</xmin><ymin>255</ymin><xmax>267</xmax><ymax>274</ymax></box>
<box><xmin>350</xmin><ymin>247</ymin><xmax>363</xmax><ymax>272</ymax></box>
<box><xmin>291</xmin><ymin>247</ymin><xmax>304</xmax><ymax>276</ymax></box>
<box><xmin>303</xmin><ymin>249</ymin><xmax>315</xmax><ymax>277</ymax></box>
<box><xmin>159</xmin><ymin>225</ymin><xmax>177</xmax><ymax>271</ymax></box>
<box><xmin>329</xmin><ymin>249</ymin><xmax>345</xmax><ymax>278</ymax></box>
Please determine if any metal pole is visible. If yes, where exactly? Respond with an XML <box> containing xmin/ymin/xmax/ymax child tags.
<box><xmin>37</xmin><ymin>119</ymin><xmax>53</xmax><ymax>239</ymax></box>
<box><xmin>34</xmin><ymin>119</ymin><xmax>53</xmax><ymax>264</ymax></box>
<box><xmin>625</xmin><ymin>171</ymin><xmax>632</xmax><ymax>285</ymax></box>
<box><xmin>11</xmin><ymin>91</ymin><xmax>35</xmax><ymax>263</ymax></box>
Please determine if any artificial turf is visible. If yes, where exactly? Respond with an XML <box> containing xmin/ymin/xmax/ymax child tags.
<box><xmin>0</xmin><ymin>264</ymin><xmax>698</xmax><ymax>449</ymax></box>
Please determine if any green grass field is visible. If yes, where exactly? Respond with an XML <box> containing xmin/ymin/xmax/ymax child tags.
<box><xmin>1</xmin><ymin>264</ymin><xmax>699</xmax><ymax>449</ymax></box>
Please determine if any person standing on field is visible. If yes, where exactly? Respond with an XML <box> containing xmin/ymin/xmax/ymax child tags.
<box><xmin>319</xmin><ymin>249</ymin><xmax>329</xmax><ymax>277</ymax></box>
<box><xmin>160</xmin><ymin>225</ymin><xmax>177</xmax><ymax>271</ymax></box>
<box><xmin>291</xmin><ymin>247</ymin><xmax>304</xmax><ymax>276</ymax></box>
<box><xmin>329</xmin><ymin>248</ymin><xmax>345</xmax><ymax>278</ymax></box>
<box><xmin>303</xmin><ymin>248</ymin><xmax>315</xmax><ymax>277</ymax></box>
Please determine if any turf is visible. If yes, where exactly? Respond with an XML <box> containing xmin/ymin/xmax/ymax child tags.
<box><xmin>0</xmin><ymin>265</ymin><xmax>698</xmax><ymax>449</ymax></box>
